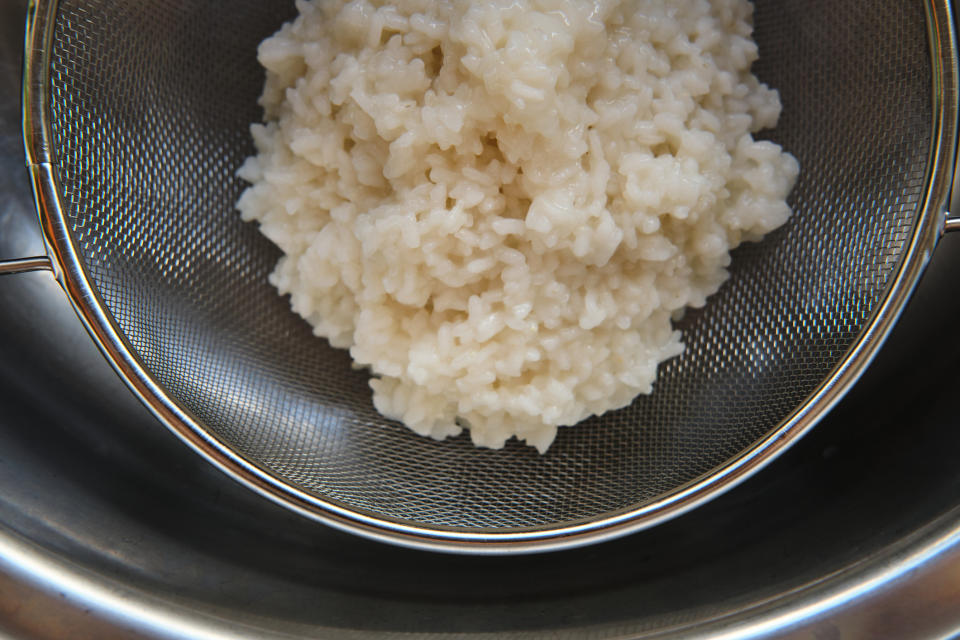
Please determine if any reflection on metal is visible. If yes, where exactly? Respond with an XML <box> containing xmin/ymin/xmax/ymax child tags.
<box><xmin>0</xmin><ymin>256</ymin><xmax>52</xmax><ymax>275</ymax></box>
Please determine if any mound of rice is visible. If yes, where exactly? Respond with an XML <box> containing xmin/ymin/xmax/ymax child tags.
<box><xmin>238</xmin><ymin>0</ymin><xmax>799</xmax><ymax>453</ymax></box>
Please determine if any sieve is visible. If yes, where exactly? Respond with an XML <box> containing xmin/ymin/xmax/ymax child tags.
<box><xmin>3</xmin><ymin>0</ymin><xmax>958</xmax><ymax>554</ymax></box>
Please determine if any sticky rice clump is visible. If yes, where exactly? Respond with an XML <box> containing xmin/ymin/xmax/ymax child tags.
<box><xmin>238</xmin><ymin>0</ymin><xmax>799</xmax><ymax>452</ymax></box>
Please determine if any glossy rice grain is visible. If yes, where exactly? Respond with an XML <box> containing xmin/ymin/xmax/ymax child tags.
<box><xmin>237</xmin><ymin>0</ymin><xmax>799</xmax><ymax>452</ymax></box>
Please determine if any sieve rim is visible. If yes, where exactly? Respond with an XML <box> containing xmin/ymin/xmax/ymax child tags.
<box><xmin>20</xmin><ymin>0</ymin><xmax>960</xmax><ymax>554</ymax></box>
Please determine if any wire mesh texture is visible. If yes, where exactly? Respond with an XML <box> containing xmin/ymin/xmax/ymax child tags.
<box><xmin>44</xmin><ymin>0</ymin><xmax>933</xmax><ymax>532</ymax></box>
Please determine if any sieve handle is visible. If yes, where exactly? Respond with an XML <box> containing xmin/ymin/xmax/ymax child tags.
<box><xmin>949</xmin><ymin>159</ymin><xmax>960</xmax><ymax>233</ymax></box>
<box><xmin>0</xmin><ymin>256</ymin><xmax>53</xmax><ymax>275</ymax></box>
<box><xmin>1</xmin><ymin>0</ymin><xmax>56</xmax><ymax>277</ymax></box>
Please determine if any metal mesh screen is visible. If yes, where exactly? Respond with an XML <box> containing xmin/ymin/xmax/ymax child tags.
<box><xmin>45</xmin><ymin>0</ymin><xmax>932</xmax><ymax>531</ymax></box>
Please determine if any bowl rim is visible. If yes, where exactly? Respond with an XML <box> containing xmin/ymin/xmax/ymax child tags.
<box><xmin>2</xmin><ymin>497</ymin><xmax>960</xmax><ymax>637</ymax></box>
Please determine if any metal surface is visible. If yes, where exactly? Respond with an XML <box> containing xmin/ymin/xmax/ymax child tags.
<box><xmin>0</xmin><ymin>255</ymin><xmax>49</xmax><ymax>274</ymax></box>
<box><xmin>3</xmin><ymin>2</ymin><xmax>960</xmax><ymax>632</ymax></box>
<box><xmin>949</xmin><ymin>155</ymin><xmax>960</xmax><ymax>230</ymax></box>
<box><xmin>13</xmin><ymin>0</ymin><xmax>960</xmax><ymax>552</ymax></box>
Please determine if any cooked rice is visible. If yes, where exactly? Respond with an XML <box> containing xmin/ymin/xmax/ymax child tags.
<box><xmin>237</xmin><ymin>0</ymin><xmax>799</xmax><ymax>452</ymax></box>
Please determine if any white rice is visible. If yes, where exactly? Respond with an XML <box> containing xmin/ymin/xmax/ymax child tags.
<box><xmin>237</xmin><ymin>0</ymin><xmax>799</xmax><ymax>452</ymax></box>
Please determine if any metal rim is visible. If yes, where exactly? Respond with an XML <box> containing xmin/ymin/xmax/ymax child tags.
<box><xmin>2</xmin><ymin>497</ymin><xmax>960</xmax><ymax>637</ymax></box>
<box><xmin>20</xmin><ymin>0</ymin><xmax>960</xmax><ymax>554</ymax></box>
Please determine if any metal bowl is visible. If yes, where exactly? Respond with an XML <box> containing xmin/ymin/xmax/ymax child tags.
<box><xmin>3</xmin><ymin>1</ymin><xmax>960</xmax><ymax>636</ymax></box>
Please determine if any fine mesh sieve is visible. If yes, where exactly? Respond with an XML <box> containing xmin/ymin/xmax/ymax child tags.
<box><xmin>12</xmin><ymin>0</ymin><xmax>958</xmax><ymax>552</ymax></box>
